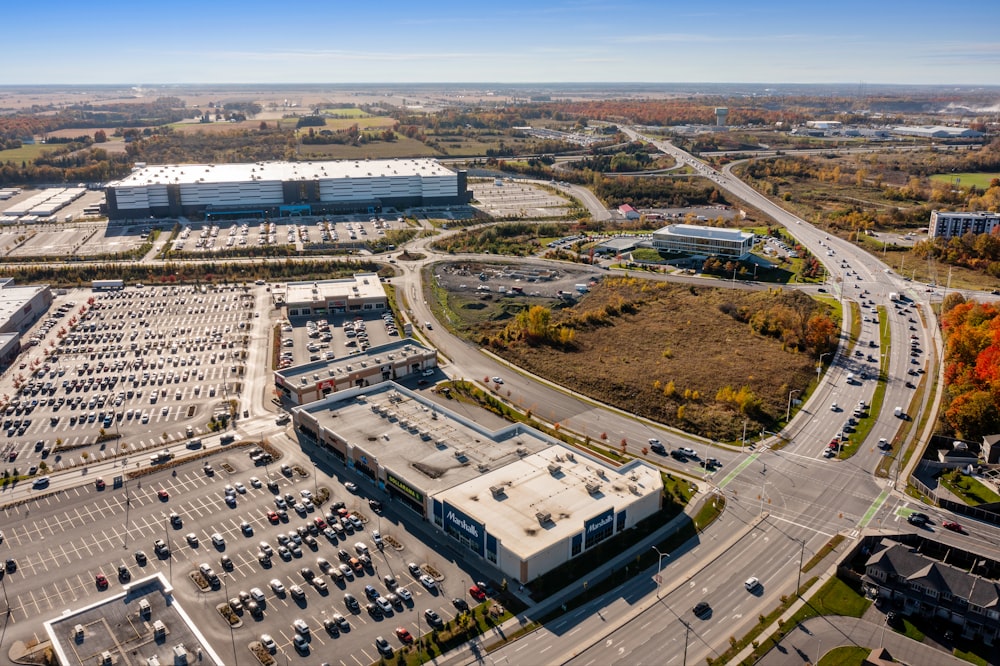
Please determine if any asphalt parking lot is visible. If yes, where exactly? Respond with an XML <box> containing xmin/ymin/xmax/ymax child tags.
<box><xmin>469</xmin><ymin>178</ymin><xmax>574</xmax><ymax>219</ymax></box>
<box><xmin>278</xmin><ymin>307</ymin><xmax>400</xmax><ymax>370</ymax></box>
<box><xmin>1</xmin><ymin>449</ymin><xmax>497</xmax><ymax>664</ymax></box>
<box><xmin>2</xmin><ymin>284</ymin><xmax>258</xmax><ymax>475</ymax></box>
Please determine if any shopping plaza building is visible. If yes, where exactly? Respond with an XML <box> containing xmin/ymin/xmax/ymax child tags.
<box><xmin>292</xmin><ymin>383</ymin><xmax>664</xmax><ymax>583</ymax></box>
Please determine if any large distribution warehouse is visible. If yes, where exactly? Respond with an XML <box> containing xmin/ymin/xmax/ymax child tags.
<box><xmin>103</xmin><ymin>158</ymin><xmax>471</xmax><ymax>220</ymax></box>
<box><xmin>292</xmin><ymin>383</ymin><xmax>664</xmax><ymax>583</ymax></box>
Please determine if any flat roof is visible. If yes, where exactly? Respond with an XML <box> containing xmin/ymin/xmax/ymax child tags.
<box><xmin>297</xmin><ymin>383</ymin><xmax>552</xmax><ymax>496</ymax></box>
<box><xmin>276</xmin><ymin>339</ymin><xmax>433</xmax><ymax>389</ymax></box>
<box><xmin>0</xmin><ymin>283</ymin><xmax>46</xmax><ymax>321</ymax></box>
<box><xmin>110</xmin><ymin>158</ymin><xmax>454</xmax><ymax>187</ymax></box>
<box><xmin>654</xmin><ymin>223</ymin><xmax>753</xmax><ymax>241</ymax></box>
<box><xmin>44</xmin><ymin>573</ymin><xmax>224</xmax><ymax>666</ymax></box>
<box><xmin>285</xmin><ymin>273</ymin><xmax>385</xmax><ymax>305</ymax></box>
<box><xmin>437</xmin><ymin>448</ymin><xmax>662</xmax><ymax>559</ymax></box>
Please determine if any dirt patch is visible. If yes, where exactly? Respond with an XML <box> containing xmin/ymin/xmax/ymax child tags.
<box><xmin>442</xmin><ymin>269</ymin><xmax>829</xmax><ymax>441</ymax></box>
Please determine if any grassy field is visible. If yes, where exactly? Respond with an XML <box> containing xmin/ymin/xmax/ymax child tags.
<box><xmin>441</xmin><ymin>271</ymin><xmax>830</xmax><ymax>441</ymax></box>
<box><xmin>320</xmin><ymin>115</ymin><xmax>396</xmax><ymax>130</ymax></box>
<box><xmin>296</xmin><ymin>135</ymin><xmax>439</xmax><ymax>159</ymax></box>
<box><xmin>0</xmin><ymin>143</ymin><xmax>58</xmax><ymax>162</ymax></box>
<box><xmin>317</xmin><ymin>107</ymin><xmax>370</xmax><ymax>117</ymax></box>
<box><xmin>930</xmin><ymin>172</ymin><xmax>1000</xmax><ymax>189</ymax></box>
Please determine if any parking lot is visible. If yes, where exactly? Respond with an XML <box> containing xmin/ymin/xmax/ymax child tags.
<box><xmin>171</xmin><ymin>215</ymin><xmax>406</xmax><ymax>255</ymax></box>
<box><xmin>469</xmin><ymin>178</ymin><xmax>575</xmax><ymax>219</ymax></box>
<box><xmin>277</xmin><ymin>308</ymin><xmax>401</xmax><ymax>370</ymax></box>
<box><xmin>1</xmin><ymin>449</ymin><xmax>499</xmax><ymax>664</ymax></box>
<box><xmin>2</xmin><ymin>284</ymin><xmax>259</xmax><ymax>474</ymax></box>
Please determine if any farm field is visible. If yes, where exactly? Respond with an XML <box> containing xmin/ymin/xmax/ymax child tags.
<box><xmin>930</xmin><ymin>172</ymin><xmax>1000</xmax><ymax>189</ymax></box>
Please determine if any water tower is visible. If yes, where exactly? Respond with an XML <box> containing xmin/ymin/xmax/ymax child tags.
<box><xmin>715</xmin><ymin>107</ymin><xmax>729</xmax><ymax>127</ymax></box>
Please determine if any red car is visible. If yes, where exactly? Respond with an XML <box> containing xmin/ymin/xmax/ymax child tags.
<box><xmin>157</xmin><ymin>489</ymin><xmax>169</xmax><ymax>500</ymax></box>
<box><xmin>469</xmin><ymin>585</ymin><xmax>487</xmax><ymax>601</ymax></box>
<box><xmin>394</xmin><ymin>627</ymin><xmax>413</xmax><ymax>644</ymax></box>
<box><xmin>314</xmin><ymin>517</ymin><xmax>327</xmax><ymax>529</ymax></box>
<box><xmin>943</xmin><ymin>521</ymin><xmax>963</xmax><ymax>532</ymax></box>
<box><xmin>267</xmin><ymin>510</ymin><xmax>280</xmax><ymax>524</ymax></box>
<box><xmin>95</xmin><ymin>573</ymin><xmax>108</xmax><ymax>588</ymax></box>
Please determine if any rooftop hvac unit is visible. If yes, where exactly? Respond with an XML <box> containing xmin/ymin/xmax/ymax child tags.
<box><xmin>566</xmin><ymin>452</ymin><xmax>576</xmax><ymax>462</ymax></box>
<box><xmin>516</xmin><ymin>447</ymin><xmax>528</xmax><ymax>457</ymax></box>
<box><xmin>535</xmin><ymin>511</ymin><xmax>553</xmax><ymax>525</ymax></box>
<box><xmin>547</xmin><ymin>463</ymin><xmax>561</xmax><ymax>475</ymax></box>
<box><xmin>628</xmin><ymin>483</ymin><xmax>639</xmax><ymax>494</ymax></box>
<box><xmin>454</xmin><ymin>449</ymin><xmax>466</xmax><ymax>459</ymax></box>
<box><xmin>478</xmin><ymin>463</ymin><xmax>490</xmax><ymax>473</ymax></box>
<box><xmin>586</xmin><ymin>482</ymin><xmax>601</xmax><ymax>495</ymax></box>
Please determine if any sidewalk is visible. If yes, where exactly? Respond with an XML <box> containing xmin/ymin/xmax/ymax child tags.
<box><xmin>756</xmin><ymin>615</ymin><xmax>971</xmax><ymax>666</ymax></box>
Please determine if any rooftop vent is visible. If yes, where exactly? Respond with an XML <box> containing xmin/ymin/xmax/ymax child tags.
<box><xmin>547</xmin><ymin>463</ymin><xmax>561</xmax><ymax>475</ymax></box>
<box><xmin>535</xmin><ymin>511</ymin><xmax>553</xmax><ymax>525</ymax></box>
<box><xmin>628</xmin><ymin>483</ymin><xmax>639</xmax><ymax>494</ymax></box>
<box><xmin>489</xmin><ymin>485</ymin><xmax>506</xmax><ymax>498</ymax></box>
<box><xmin>565</xmin><ymin>452</ymin><xmax>576</xmax><ymax>462</ymax></box>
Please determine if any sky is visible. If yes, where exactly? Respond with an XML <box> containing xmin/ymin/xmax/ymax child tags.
<box><xmin>5</xmin><ymin>0</ymin><xmax>999</xmax><ymax>86</ymax></box>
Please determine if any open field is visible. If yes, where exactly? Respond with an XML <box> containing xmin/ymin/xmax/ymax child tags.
<box><xmin>930</xmin><ymin>172</ymin><xmax>1000</xmax><ymax>189</ymax></box>
<box><xmin>320</xmin><ymin>115</ymin><xmax>397</xmax><ymax>130</ymax></box>
<box><xmin>0</xmin><ymin>143</ymin><xmax>59</xmax><ymax>162</ymax></box>
<box><xmin>435</xmin><ymin>265</ymin><xmax>829</xmax><ymax>440</ymax></box>
<box><xmin>296</xmin><ymin>135</ymin><xmax>439</xmax><ymax>159</ymax></box>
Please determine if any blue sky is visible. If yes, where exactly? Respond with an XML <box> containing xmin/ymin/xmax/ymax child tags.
<box><xmin>6</xmin><ymin>0</ymin><xmax>998</xmax><ymax>85</ymax></box>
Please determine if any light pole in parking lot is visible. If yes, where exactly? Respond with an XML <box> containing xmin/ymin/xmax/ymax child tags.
<box><xmin>220</xmin><ymin>573</ymin><xmax>239</xmax><ymax>665</ymax></box>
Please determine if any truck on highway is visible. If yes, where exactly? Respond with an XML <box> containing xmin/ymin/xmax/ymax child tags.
<box><xmin>889</xmin><ymin>292</ymin><xmax>899</xmax><ymax>302</ymax></box>
<box><xmin>150</xmin><ymin>449</ymin><xmax>172</xmax><ymax>464</ymax></box>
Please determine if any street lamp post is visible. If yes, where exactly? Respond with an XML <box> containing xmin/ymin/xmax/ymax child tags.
<box><xmin>651</xmin><ymin>546</ymin><xmax>669</xmax><ymax>598</ymax></box>
<box><xmin>786</xmin><ymin>389</ymin><xmax>800</xmax><ymax>423</ymax></box>
<box><xmin>221</xmin><ymin>574</ymin><xmax>239</xmax><ymax>665</ymax></box>
<box><xmin>817</xmin><ymin>352</ymin><xmax>831</xmax><ymax>381</ymax></box>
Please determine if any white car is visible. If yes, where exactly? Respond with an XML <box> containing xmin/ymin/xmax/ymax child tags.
<box><xmin>224</xmin><ymin>484</ymin><xmax>235</xmax><ymax>496</ymax></box>
<box><xmin>419</xmin><ymin>574</ymin><xmax>436</xmax><ymax>589</ymax></box>
<box><xmin>396</xmin><ymin>587</ymin><xmax>412</xmax><ymax>601</ymax></box>
<box><xmin>260</xmin><ymin>633</ymin><xmax>276</xmax><ymax>651</ymax></box>
<box><xmin>233</xmin><ymin>482</ymin><xmax>246</xmax><ymax>494</ymax></box>
<box><xmin>249</xmin><ymin>476</ymin><xmax>262</xmax><ymax>488</ymax></box>
<box><xmin>375</xmin><ymin>596</ymin><xmax>393</xmax><ymax>614</ymax></box>
<box><xmin>269</xmin><ymin>579</ymin><xmax>285</xmax><ymax>594</ymax></box>
<box><xmin>679</xmin><ymin>447</ymin><xmax>697</xmax><ymax>458</ymax></box>
<box><xmin>293</xmin><ymin>618</ymin><xmax>309</xmax><ymax>635</ymax></box>
<box><xmin>491</xmin><ymin>376</ymin><xmax>503</xmax><ymax>384</ymax></box>
<box><xmin>745</xmin><ymin>576</ymin><xmax>760</xmax><ymax>591</ymax></box>
<box><xmin>211</xmin><ymin>533</ymin><xmax>225</xmax><ymax>548</ymax></box>
<box><xmin>250</xmin><ymin>587</ymin><xmax>266</xmax><ymax>603</ymax></box>
<box><xmin>344</xmin><ymin>481</ymin><xmax>358</xmax><ymax>492</ymax></box>
<box><xmin>300</xmin><ymin>489</ymin><xmax>312</xmax><ymax>499</ymax></box>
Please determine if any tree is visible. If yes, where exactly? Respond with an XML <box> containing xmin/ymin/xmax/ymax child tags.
<box><xmin>93</xmin><ymin>129</ymin><xmax>107</xmax><ymax>143</ymax></box>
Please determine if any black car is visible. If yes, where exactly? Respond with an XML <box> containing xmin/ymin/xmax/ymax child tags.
<box><xmin>670</xmin><ymin>449</ymin><xmax>688</xmax><ymax>461</ymax></box>
<box><xmin>907</xmin><ymin>512</ymin><xmax>930</xmax><ymax>526</ymax></box>
<box><xmin>693</xmin><ymin>601</ymin><xmax>711</xmax><ymax>617</ymax></box>
<box><xmin>452</xmin><ymin>597</ymin><xmax>469</xmax><ymax>612</ymax></box>
<box><xmin>344</xmin><ymin>593</ymin><xmax>360</xmax><ymax>612</ymax></box>
<box><xmin>338</xmin><ymin>549</ymin><xmax>352</xmax><ymax>563</ymax></box>
<box><xmin>5</xmin><ymin>559</ymin><xmax>16</xmax><ymax>573</ymax></box>
<box><xmin>369</xmin><ymin>499</ymin><xmax>383</xmax><ymax>513</ymax></box>
<box><xmin>134</xmin><ymin>550</ymin><xmax>148</xmax><ymax>565</ymax></box>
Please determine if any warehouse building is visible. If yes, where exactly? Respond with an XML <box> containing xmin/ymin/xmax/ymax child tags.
<box><xmin>292</xmin><ymin>383</ymin><xmax>663</xmax><ymax>583</ymax></box>
<box><xmin>0</xmin><ymin>278</ymin><xmax>53</xmax><ymax>335</ymax></box>
<box><xmin>274</xmin><ymin>339</ymin><xmax>437</xmax><ymax>405</ymax></box>
<box><xmin>929</xmin><ymin>211</ymin><xmax>1000</xmax><ymax>239</ymax></box>
<box><xmin>651</xmin><ymin>224</ymin><xmax>754</xmax><ymax>259</ymax></box>
<box><xmin>282</xmin><ymin>273</ymin><xmax>387</xmax><ymax>317</ymax></box>
<box><xmin>103</xmin><ymin>158</ymin><xmax>470</xmax><ymax>220</ymax></box>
